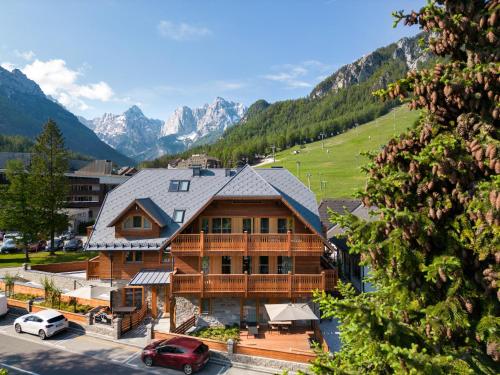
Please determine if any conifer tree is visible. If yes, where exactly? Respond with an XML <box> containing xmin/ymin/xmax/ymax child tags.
<box><xmin>312</xmin><ymin>1</ymin><xmax>499</xmax><ymax>373</ymax></box>
<box><xmin>0</xmin><ymin>160</ymin><xmax>38</xmax><ymax>262</ymax></box>
<box><xmin>30</xmin><ymin>120</ymin><xmax>69</xmax><ymax>255</ymax></box>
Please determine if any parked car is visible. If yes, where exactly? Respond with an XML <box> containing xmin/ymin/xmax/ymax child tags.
<box><xmin>14</xmin><ymin>309</ymin><xmax>68</xmax><ymax>340</ymax></box>
<box><xmin>29</xmin><ymin>240</ymin><xmax>47</xmax><ymax>252</ymax></box>
<box><xmin>3</xmin><ymin>232</ymin><xmax>21</xmax><ymax>241</ymax></box>
<box><xmin>0</xmin><ymin>239</ymin><xmax>18</xmax><ymax>254</ymax></box>
<box><xmin>141</xmin><ymin>337</ymin><xmax>209</xmax><ymax>374</ymax></box>
<box><xmin>0</xmin><ymin>231</ymin><xmax>4</xmax><ymax>241</ymax></box>
<box><xmin>59</xmin><ymin>231</ymin><xmax>75</xmax><ymax>241</ymax></box>
<box><xmin>46</xmin><ymin>238</ymin><xmax>64</xmax><ymax>251</ymax></box>
<box><xmin>0</xmin><ymin>293</ymin><xmax>8</xmax><ymax>318</ymax></box>
<box><xmin>63</xmin><ymin>239</ymin><xmax>83</xmax><ymax>252</ymax></box>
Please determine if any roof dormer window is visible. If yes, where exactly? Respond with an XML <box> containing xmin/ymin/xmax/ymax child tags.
<box><xmin>169</xmin><ymin>180</ymin><xmax>190</xmax><ymax>192</ymax></box>
<box><xmin>173</xmin><ymin>209</ymin><xmax>185</xmax><ymax>223</ymax></box>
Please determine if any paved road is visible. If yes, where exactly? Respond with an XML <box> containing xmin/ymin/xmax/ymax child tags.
<box><xmin>0</xmin><ymin>314</ymin><xmax>268</xmax><ymax>375</ymax></box>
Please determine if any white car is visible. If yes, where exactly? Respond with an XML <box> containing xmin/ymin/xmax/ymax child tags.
<box><xmin>14</xmin><ymin>309</ymin><xmax>68</xmax><ymax>340</ymax></box>
<box><xmin>0</xmin><ymin>239</ymin><xmax>18</xmax><ymax>253</ymax></box>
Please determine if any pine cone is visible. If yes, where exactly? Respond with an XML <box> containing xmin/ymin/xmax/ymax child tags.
<box><xmin>439</xmin><ymin>267</ymin><xmax>447</xmax><ymax>282</ymax></box>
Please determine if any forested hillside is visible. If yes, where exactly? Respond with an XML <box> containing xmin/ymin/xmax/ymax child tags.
<box><xmin>144</xmin><ymin>33</ymin><xmax>430</xmax><ymax>168</ymax></box>
<box><xmin>0</xmin><ymin>134</ymin><xmax>33</xmax><ymax>152</ymax></box>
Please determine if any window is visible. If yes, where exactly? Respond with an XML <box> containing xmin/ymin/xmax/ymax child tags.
<box><xmin>125</xmin><ymin>251</ymin><xmax>143</xmax><ymax>263</ymax></box>
<box><xmin>173</xmin><ymin>210</ymin><xmax>185</xmax><ymax>223</ymax></box>
<box><xmin>278</xmin><ymin>256</ymin><xmax>292</xmax><ymax>274</ymax></box>
<box><xmin>242</xmin><ymin>218</ymin><xmax>252</xmax><ymax>233</ymax></box>
<box><xmin>212</xmin><ymin>218</ymin><xmax>231</xmax><ymax>233</ymax></box>
<box><xmin>161</xmin><ymin>250</ymin><xmax>171</xmax><ymax>265</ymax></box>
<box><xmin>201</xmin><ymin>298</ymin><xmax>210</xmax><ymax>315</ymax></box>
<box><xmin>124</xmin><ymin>287</ymin><xmax>143</xmax><ymax>308</ymax></box>
<box><xmin>123</xmin><ymin>215</ymin><xmax>152</xmax><ymax>230</ymax></box>
<box><xmin>222</xmin><ymin>256</ymin><xmax>231</xmax><ymax>274</ymax></box>
<box><xmin>277</xmin><ymin>218</ymin><xmax>288</xmax><ymax>234</ymax></box>
<box><xmin>260</xmin><ymin>218</ymin><xmax>269</xmax><ymax>234</ymax></box>
<box><xmin>169</xmin><ymin>180</ymin><xmax>190</xmax><ymax>192</ymax></box>
<box><xmin>242</xmin><ymin>256</ymin><xmax>252</xmax><ymax>274</ymax></box>
<box><xmin>201</xmin><ymin>256</ymin><xmax>209</xmax><ymax>273</ymax></box>
<box><xmin>133</xmin><ymin>216</ymin><xmax>142</xmax><ymax>228</ymax></box>
<box><xmin>259</xmin><ymin>256</ymin><xmax>269</xmax><ymax>274</ymax></box>
<box><xmin>201</xmin><ymin>218</ymin><xmax>209</xmax><ymax>233</ymax></box>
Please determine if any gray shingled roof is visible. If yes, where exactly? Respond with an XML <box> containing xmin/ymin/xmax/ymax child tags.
<box><xmin>327</xmin><ymin>204</ymin><xmax>378</xmax><ymax>238</ymax></box>
<box><xmin>86</xmin><ymin>166</ymin><xmax>323</xmax><ymax>251</ymax></box>
<box><xmin>129</xmin><ymin>269</ymin><xmax>171</xmax><ymax>285</ymax></box>
<box><xmin>217</xmin><ymin>165</ymin><xmax>280</xmax><ymax>197</ymax></box>
<box><xmin>318</xmin><ymin>199</ymin><xmax>361</xmax><ymax>230</ymax></box>
<box><xmin>257</xmin><ymin>168</ymin><xmax>323</xmax><ymax>234</ymax></box>
<box><xmin>135</xmin><ymin>198</ymin><xmax>169</xmax><ymax>227</ymax></box>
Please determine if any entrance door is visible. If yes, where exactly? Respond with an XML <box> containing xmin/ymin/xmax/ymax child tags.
<box><xmin>151</xmin><ymin>287</ymin><xmax>158</xmax><ymax>318</ymax></box>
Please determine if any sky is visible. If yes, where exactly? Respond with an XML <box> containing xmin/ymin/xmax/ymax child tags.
<box><xmin>0</xmin><ymin>0</ymin><xmax>425</xmax><ymax>120</ymax></box>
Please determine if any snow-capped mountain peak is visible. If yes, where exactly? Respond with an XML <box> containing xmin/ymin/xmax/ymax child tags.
<box><xmin>82</xmin><ymin>97</ymin><xmax>246</xmax><ymax>161</ymax></box>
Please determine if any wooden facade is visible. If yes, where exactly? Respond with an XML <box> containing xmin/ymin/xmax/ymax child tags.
<box><xmin>170</xmin><ymin>199</ymin><xmax>335</xmax><ymax>298</ymax></box>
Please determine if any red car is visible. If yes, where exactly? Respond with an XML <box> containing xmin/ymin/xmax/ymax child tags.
<box><xmin>141</xmin><ymin>337</ymin><xmax>209</xmax><ymax>374</ymax></box>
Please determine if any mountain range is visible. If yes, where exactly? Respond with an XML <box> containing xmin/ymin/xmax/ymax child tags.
<box><xmin>145</xmin><ymin>33</ymin><xmax>430</xmax><ymax>167</ymax></box>
<box><xmin>0</xmin><ymin>66</ymin><xmax>133</xmax><ymax>166</ymax></box>
<box><xmin>80</xmin><ymin>97</ymin><xmax>246</xmax><ymax>161</ymax></box>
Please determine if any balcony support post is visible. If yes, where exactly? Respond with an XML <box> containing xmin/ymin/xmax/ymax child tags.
<box><xmin>287</xmin><ymin>230</ymin><xmax>292</xmax><ymax>257</ymax></box>
<box><xmin>200</xmin><ymin>231</ymin><xmax>205</xmax><ymax>257</ymax></box>
<box><xmin>288</xmin><ymin>271</ymin><xmax>292</xmax><ymax>298</ymax></box>
<box><xmin>321</xmin><ymin>271</ymin><xmax>326</xmax><ymax>291</ymax></box>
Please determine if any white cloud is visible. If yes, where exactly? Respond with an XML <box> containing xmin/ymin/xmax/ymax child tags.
<box><xmin>157</xmin><ymin>20</ymin><xmax>212</xmax><ymax>41</ymax></box>
<box><xmin>263</xmin><ymin>60</ymin><xmax>335</xmax><ymax>89</ymax></box>
<box><xmin>1</xmin><ymin>62</ymin><xmax>15</xmax><ymax>71</ymax></box>
<box><xmin>22</xmin><ymin>59</ymin><xmax>114</xmax><ymax>111</ymax></box>
<box><xmin>14</xmin><ymin>50</ymin><xmax>35</xmax><ymax>61</ymax></box>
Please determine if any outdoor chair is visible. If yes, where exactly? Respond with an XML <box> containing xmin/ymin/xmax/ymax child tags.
<box><xmin>246</xmin><ymin>323</ymin><xmax>259</xmax><ymax>338</ymax></box>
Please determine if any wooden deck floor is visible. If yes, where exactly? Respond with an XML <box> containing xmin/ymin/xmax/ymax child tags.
<box><xmin>239</xmin><ymin>327</ymin><xmax>315</xmax><ymax>353</ymax></box>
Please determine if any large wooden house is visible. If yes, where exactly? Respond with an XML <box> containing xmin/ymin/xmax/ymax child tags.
<box><xmin>86</xmin><ymin>165</ymin><xmax>337</xmax><ymax>328</ymax></box>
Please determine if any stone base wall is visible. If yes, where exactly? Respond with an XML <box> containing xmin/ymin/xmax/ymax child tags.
<box><xmin>174</xmin><ymin>296</ymin><xmax>199</xmax><ymax>326</ymax></box>
<box><xmin>198</xmin><ymin>298</ymin><xmax>240</xmax><ymax>327</ymax></box>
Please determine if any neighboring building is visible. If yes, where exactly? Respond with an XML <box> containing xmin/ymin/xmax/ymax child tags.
<box><xmin>117</xmin><ymin>166</ymin><xmax>138</xmax><ymax>176</ymax></box>
<box><xmin>319</xmin><ymin>199</ymin><xmax>375</xmax><ymax>293</ymax></box>
<box><xmin>175</xmin><ymin>154</ymin><xmax>221</xmax><ymax>169</ymax></box>
<box><xmin>65</xmin><ymin>161</ymin><xmax>130</xmax><ymax>228</ymax></box>
<box><xmin>0</xmin><ymin>152</ymin><xmax>87</xmax><ymax>184</ymax></box>
<box><xmin>86</xmin><ymin>165</ymin><xmax>337</xmax><ymax>329</ymax></box>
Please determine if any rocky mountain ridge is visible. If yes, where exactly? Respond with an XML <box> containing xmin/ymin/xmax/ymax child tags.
<box><xmin>0</xmin><ymin>65</ymin><xmax>133</xmax><ymax>165</ymax></box>
<box><xmin>81</xmin><ymin>97</ymin><xmax>246</xmax><ymax>161</ymax></box>
<box><xmin>310</xmin><ymin>33</ymin><xmax>428</xmax><ymax>99</ymax></box>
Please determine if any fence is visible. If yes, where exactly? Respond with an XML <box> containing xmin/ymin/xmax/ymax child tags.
<box><xmin>6</xmin><ymin>297</ymin><xmax>88</xmax><ymax>325</ymax></box>
<box><xmin>172</xmin><ymin>315</ymin><xmax>195</xmax><ymax>334</ymax></box>
<box><xmin>31</xmin><ymin>261</ymin><xmax>88</xmax><ymax>273</ymax></box>
<box><xmin>152</xmin><ymin>330</ymin><xmax>317</xmax><ymax>364</ymax></box>
<box><xmin>0</xmin><ymin>281</ymin><xmax>109</xmax><ymax>308</ymax></box>
<box><xmin>120</xmin><ymin>304</ymin><xmax>147</xmax><ymax>334</ymax></box>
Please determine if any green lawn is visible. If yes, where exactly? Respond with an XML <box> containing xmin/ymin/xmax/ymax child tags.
<box><xmin>0</xmin><ymin>251</ymin><xmax>98</xmax><ymax>268</ymax></box>
<box><xmin>260</xmin><ymin>106</ymin><xmax>420</xmax><ymax>199</ymax></box>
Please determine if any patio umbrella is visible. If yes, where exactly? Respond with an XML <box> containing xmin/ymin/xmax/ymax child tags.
<box><xmin>63</xmin><ymin>285</ymin><xmax>117</xmax><ymax>301</ymax></box>
<box><xmin>265</xmin><ymin>303</ymin><xmax>319</xmax><ymax>321</ymax></box>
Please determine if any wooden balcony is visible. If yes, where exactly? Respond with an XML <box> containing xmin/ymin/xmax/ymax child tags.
<box><xmin>171</xmin><ymin>269</ymin><xmax>337</xmax><ymax>297</ymax></box>
<box><xmin>171</xmin><ymin>232</ymin><xmax>324</xmax><ymax>256</ymax></box>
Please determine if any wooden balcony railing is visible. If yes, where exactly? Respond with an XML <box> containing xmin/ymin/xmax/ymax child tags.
<box><xmin>86</xmin><ymin>255</ymin><xmax>100</xmax><ymax>280</ymax></box>
<box><xmin>171</xmin><ymin>269</ymin><xmax>338</xmax><ymax>297</ymax></box>
<box><xmin>171</xmin><ymin>232</ymin><xmax>324</xmax><ymax>256</ymax></box>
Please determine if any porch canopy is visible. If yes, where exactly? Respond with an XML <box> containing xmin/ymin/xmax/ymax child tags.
<box><xmin>63</xmin><ymin>285</ymin><xmax>117</xmax><ymax>301</ymax></box>
<box><xmin>265</xmin><ymin>303</ymin><xmax>319</xmax><ymax>321</ymax></box>
<box><xmin>129</xmin><ymin>269</ymin><xmax>171</xmax><ymax>286</ymax></box>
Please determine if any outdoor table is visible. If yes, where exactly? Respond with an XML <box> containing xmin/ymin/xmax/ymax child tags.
<box><xmin>268</xmin><ymin>320</ymin><xmax>292</xmax><ymax>334</ymax></box>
